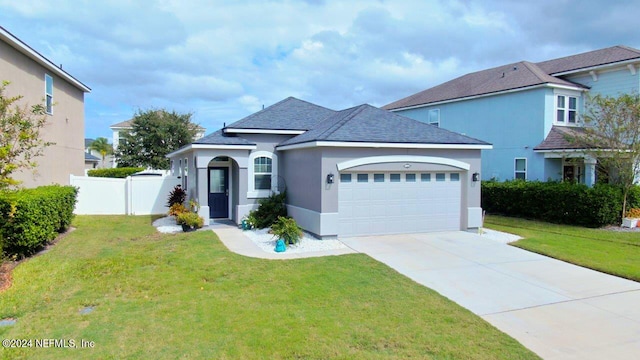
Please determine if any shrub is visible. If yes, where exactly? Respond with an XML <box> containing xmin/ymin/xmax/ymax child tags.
<box><xmin>168</xmin><ymin>203</ymin><xmax>188</xmax><ymax>217</ymax></box>
<box><xmin>176</xmin><ymin>212</ymin><xmax>204</xmax><ymax>229</ymax></box>
<box><xmin>271</xmin><ymin>216</ymin><xmax>303</xmax><ymax>245</ymax></box>
<box><xmin>166</xmin><ymin>185</ymin><xmax>186</xmax><ymax>207</ymax></box>
<box><xmin>0</xmin><ymin>185</ymin><xmax>78</xmax><ymax>258</ymax></box>
<box><xmin>87</xmin><ymin>167</ymin><xmax>145</xmax><ymax>178</ymax></box>
<box><xmin>248</xmin><ymin>192</ymin><xmax>287</xmax><ymax>229</ymax></box>
<box><xmin>482</xmin><ymin>180</ymin><xmax>628</xmax><ymax>227</ymax></box>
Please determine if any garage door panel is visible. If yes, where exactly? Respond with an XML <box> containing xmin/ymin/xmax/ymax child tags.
<box><xmin>339</xmin><ymin>171</ymin><xmax>461</xmax><ymax>237</ymax></box>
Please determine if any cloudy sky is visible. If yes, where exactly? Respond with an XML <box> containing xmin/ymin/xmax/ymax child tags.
<box><xmin>2</xmin><ymin>0</ymin><xmax>639</xmax><ymax>140</ymax></box>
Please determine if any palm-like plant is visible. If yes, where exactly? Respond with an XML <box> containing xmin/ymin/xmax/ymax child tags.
<box><xmin>89</xmin><ymin>137</ymin><xmax>113</xmax><ymax>168</ymax></box>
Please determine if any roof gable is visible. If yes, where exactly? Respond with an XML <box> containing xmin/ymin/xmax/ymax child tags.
<box><xmin>279</xmin><ymin>104</ymin><xmax>490</xmax><ymax>147</ymax></box>
<box><xmin>0</xmin><ymin>26</ymin><xmax>90</xmax><ymax>93</ymax></box>
<box><xmin>226</xmin><ymin>97</ymin><xmax>336</xmax><ymax>131</ymax></box>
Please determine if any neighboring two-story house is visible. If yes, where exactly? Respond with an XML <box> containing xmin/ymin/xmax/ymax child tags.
<box><xmin>384</xmin><ymin>46</ymin><xmax>640</xmax><ymax>186</ymax></box>
<box><xmin>0</xmin><ymin>26</ymin><xmax>91</xmax><ymax>187</ymax></box>
<box><xmin>167</xmin><ymin>97</ymin><xmax>491</xmax><ymax>238</ymax></box>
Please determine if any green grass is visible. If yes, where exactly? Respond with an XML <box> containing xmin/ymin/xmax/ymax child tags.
<box><xmin>0</xmin><ymin>215</ymin><xmax>538</xmax><ymax>359</ymax></box>
<box><xmin>485</xmin><ymin>215</ymin><xmax>640</xmax><ymax>282</ymax></box>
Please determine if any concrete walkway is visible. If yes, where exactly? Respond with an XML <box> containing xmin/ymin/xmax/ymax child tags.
<box><xmin>341</xmin><ymin>231</ymin><xmax>640</xmax><ymax>360</ymax></box>
<box><xmin>208</xmin><ymin>220</ymin><xmax>356</xmax><ymax>259</ymax></box>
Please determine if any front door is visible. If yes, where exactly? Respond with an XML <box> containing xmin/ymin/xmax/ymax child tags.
<box><xmin>208</xmin><ymin>167</ymin><xmax>229</xmax><ymax>218</ymax></box>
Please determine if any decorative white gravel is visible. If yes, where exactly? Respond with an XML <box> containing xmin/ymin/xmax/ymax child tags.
<box><xmin>243</xmin><ymin>228</ymin><xmax>347</xmax><ymax>254</ymax></box>
<box><xmin>152</xmin><ymin>216</ymin><xmax>183</xmax><ymax>234</ymax></box>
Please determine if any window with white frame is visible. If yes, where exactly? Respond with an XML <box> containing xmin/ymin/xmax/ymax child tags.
<box><xmin>254</xmin><ymin>157</ymin><xmax>272</xmax><ymax>190</ymax></box>
<box><xmin>515</xmin><ymin>158</ymin><xmax>527</xmax><ymax>180</ymax></box>
<box><xmin>428</xmin><ymin>109</ymin><xmax>440</xmax><ymax>127</ymax></box>
<box><xmin>45</xmin><ymin>74</ymin><xmax>53</xmax><ymax>114</ymax></box>
<box><xmin>556</xmin><ymin>95</ymin><xmax>578</xmax><ymax>124</ymax></box>
<box><xmin>248</xmin><ymin>151</ymin><xmax>278</xmax><ymax>198</ymax></box>
<box><xmin>183</xmin><ymin>158</ymin><xmax>188</xmax><ymax>191</ymax></box>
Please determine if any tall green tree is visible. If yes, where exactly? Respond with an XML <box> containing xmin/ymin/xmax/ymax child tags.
<box><xmin>576</xmin><ymin>93</ymin><xmax>640</xmax><ymax>217</ymax></box>
<box><xmin>115</xmin><ymin>109</ymin><xmax>198</xmax><ymax>169</ymax></box>
<box><xmin>89</xmin><ymin>137</ymin><xmax>113</xmax><ymax>168</ymax></box>
<box><xmin>0</xmin><ymin>81</ymin><xmax>52</xmax><ymax>190</ymax></box>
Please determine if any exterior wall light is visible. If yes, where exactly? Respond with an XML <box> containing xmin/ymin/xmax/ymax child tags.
<box><xmin>327</xmin><ymin>173</ymin><xmax>334</xmax><ymax>184</ymax></box>
<box><xmin>472</xmin><ymin>172</ymin><xmax>480</xmax><ymax>182</ymax></box>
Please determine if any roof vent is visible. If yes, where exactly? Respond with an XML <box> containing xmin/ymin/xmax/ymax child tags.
<box><xmin>501</xmin><ymin>72</ymin><xmax>505</xmax><ymax>78</ymax></box>
<box><xmin>513</xmin><ymin>65</ymin><xmax>518</xmax><ymax>70</ymax></box>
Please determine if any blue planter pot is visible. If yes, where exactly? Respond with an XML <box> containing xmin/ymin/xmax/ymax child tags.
<box><xmin>274</xmin><ymin>239</ymin><xmax>286</xmax><ymax>252</ymax></box>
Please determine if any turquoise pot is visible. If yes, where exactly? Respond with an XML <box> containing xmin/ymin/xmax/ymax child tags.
<box><xmin>274</xmin><ymin>239</ymin><xmax>286</xmax><ymax>252</ymax></box>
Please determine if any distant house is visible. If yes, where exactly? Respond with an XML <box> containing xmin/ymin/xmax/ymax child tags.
<box><xmin>110</xmin><ymin>116</ymin><xmax>206</xmax><ymax>168</ymax></box>
<box><xmin>384</xmin><ymin>46</ymin><xmax>640</xmax><ymax>186</ymax></box>
<box><xmin>167</xmin><ymin>97</ymin><xmax>490</xmax><ymax>238</ymax></box>
<box><xmin>84</xmin><ymin>138</ymin><xmax>114</xmax><ymax>169</ymax></box>
<box><xmin>0</xmin><ymin>26</ymin><xmax>91</xmax><ymax>187</ymax></box>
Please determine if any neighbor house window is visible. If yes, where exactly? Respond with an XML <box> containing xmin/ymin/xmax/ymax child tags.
<box><xmin>556</xmin><ymin>95</ymin><xmax>578</xmax><ymax>124</ymax></box>
<box><xmin>428</xmin><ymin>109</ymin><xmax>440</xmax><ymax>127</ymax></box>
<box><xmin>515</xmin><ymin>158</ymin><xmax>527</xmax><ymax>180</ymax></box>
<box><xmin>183</xmin><ymin>158</ymin><xmax>188</xmax><ymax>191</ymax></box>
<box><xmin>45</xmin><ymin>74</ymin><xmax>53</xmax><ymax>114</ymax></box>
<box><xmin>254</xmin><ymin>157</ymin><xmax>272</xmax><ymax>190</ymax></box>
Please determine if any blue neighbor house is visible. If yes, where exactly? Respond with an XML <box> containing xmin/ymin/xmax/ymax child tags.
<box><xmin>384</xmin><ymin>46</ymin><xmax>640</xmax><ymax>186</ymax></box>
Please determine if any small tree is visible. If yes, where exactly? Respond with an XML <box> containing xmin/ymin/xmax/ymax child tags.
<box><xmin>0</xmin><ymin>81</ymin><xmax>52</xmax><ymax>190</ymax></box>
<box><xmin>576</xmin><ymin>93</ymin><xmax>640</xmax><ymax>218</ymax></box>
<box><xmin>89</xmin><ymin>137</ymin><xmax>113</xmax><ymax>168</ymax></box>
<box><xmin>115</xmin><ymin>109</ymin><xmax>198</xmax><ymax>169</ymax></box>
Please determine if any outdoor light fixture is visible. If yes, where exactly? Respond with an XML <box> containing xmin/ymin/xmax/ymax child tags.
<box><xmin>472</xmin><ymin>172</ymin><xmax>480</xmax><ymax>182</ymax></box>
<box><xmin>327</xmin><ymin>173</ymin><xmax>334</xmax><ymax>184</ymax></box>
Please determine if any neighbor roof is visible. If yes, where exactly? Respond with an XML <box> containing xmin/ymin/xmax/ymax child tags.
<box><xmin>85</xmin><ymin>153</ymin><xmax>100</xmax><ymax>162</ymax></box>
<box><xmin>384</xmin><ymin>45</ymin><xmax>640</xmax><ymax>110</ymax></box>
<box><xmin>0</xmin><ymin>26</ymin><xmax>90</xmax><ymax>93</ymax></box>
<box><xmin>225</xmin><ymin>97</ymin><xmax>336</xmax><ymax>131</ymax></box>
<box><xmin>534</xmin><ymin>126</ymin><xmax>597</xmax><ymax>151</ymax></box>
<box><xmin>278</xmin><ymin>104</ymin><xmax>490</xmax><ymax>147</ymax></box>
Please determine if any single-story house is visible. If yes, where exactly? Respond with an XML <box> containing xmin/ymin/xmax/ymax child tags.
<box><xmin>167</xmin><ymin>97</ymin><xmax>491</xmax><ymax>238</ymax></box>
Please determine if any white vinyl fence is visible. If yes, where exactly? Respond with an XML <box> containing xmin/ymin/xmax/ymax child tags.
<box><xmin>70</xmin><ymin>175</ymin><xmax>181</xmax><ymax>215</ymax></box>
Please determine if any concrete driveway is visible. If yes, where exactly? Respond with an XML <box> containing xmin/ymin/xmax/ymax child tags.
<box><xmin>341</xmin><ymin>231</ymin><xmax>640</xmax><ymax>360</ymax></box>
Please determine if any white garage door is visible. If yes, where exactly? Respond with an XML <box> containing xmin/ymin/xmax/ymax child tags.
<box><xmin>338</xmin><ymin>172</ymin><xmax>462</xmax><ymax>237</ymax></box>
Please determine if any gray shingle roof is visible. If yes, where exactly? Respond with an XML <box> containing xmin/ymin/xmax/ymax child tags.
<box><xmin>384</xmin><ymin>45</ymin><xmax>640</xmax><ymax>110</ymax></box>
<box><xmin>279</xmin><ymin>104</ymin><xmax>490</xmax><ymax>147</ymax></box>
<box><xmin>226</xmin><ymin>97</ymin><xmax>336</xmax><ymax>130</ymax></box>
<box><xmin>537</xmin><ymin>45</ymin><xmax>640</xmax><ymax>74</ymax></box>
<box><xmin>534</xmin><ymin>126</ymin><xmax>592</xmax><ymax>151</ymax></box>
<box><xmin>194</xmin><ymin>130</ymin><xmax>255</xmax><ymax>146</ymax></box>
<box><xmin>85</xmin><ymin>153</ymin><xmax>100</xmax><ymax>161</ymax></box>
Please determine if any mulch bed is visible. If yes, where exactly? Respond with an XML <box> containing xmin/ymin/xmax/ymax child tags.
<box><xmin>0</xmin><ymin>227</ymin><xmax>75</xmax><ymax>292</ymax></box>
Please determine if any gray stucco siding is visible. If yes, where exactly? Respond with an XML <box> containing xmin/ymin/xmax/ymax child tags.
<box><xmin>280</xmin><ymin>147</ymin><xmax>323</xmax><ymax>212</ymax></box>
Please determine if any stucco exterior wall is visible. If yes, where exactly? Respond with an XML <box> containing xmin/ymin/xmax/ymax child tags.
<box><xmin>0</xmin><ymin>40</ymin><xmax>86</xmax><ymax>187</ymax></box>
<box><xmin>281</xmin><ymin>146</ymin><xmax>483</xmax><ymax>237</ymax></box>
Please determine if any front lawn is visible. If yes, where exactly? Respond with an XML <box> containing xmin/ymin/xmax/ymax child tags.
<box><xmin>0</xmin><ymin>216</ymin><xmax>538</xmax><ymax>359</ymax></box>
<box><xmin>485</xmin><ymin>215</ymin><xmax>640</xmax><ymax>282</ymax></box>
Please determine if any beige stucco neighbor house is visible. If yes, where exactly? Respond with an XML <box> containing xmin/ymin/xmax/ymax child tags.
<box><xmin>0</xmin><ymin>26</ymin><xmax>91</xmax><ymax>187</ymax></box>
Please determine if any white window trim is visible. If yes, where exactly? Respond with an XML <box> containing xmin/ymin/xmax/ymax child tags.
<box><xmin>428</xmin><ymin>108</ymin><xmax>440</xmax><ymax>127</ymax></box>
<box><xmin>248</xmin><ymin>150</ymin><xmax>278</xmax><ymax>198</ymax></box>
<box><xmin>515</xmin><ymin>158</ymin><xmax>527</xmax><ymax>180</ymax></box>
<box><xmin>45</xmin><ymin>74</ymin><xmax>53</xmax><ymax>115</ymax></box>
<box><xmin>554</xmin><ymin>92</ymin><xmax>580</xmax><ymax>126</ymax></box>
